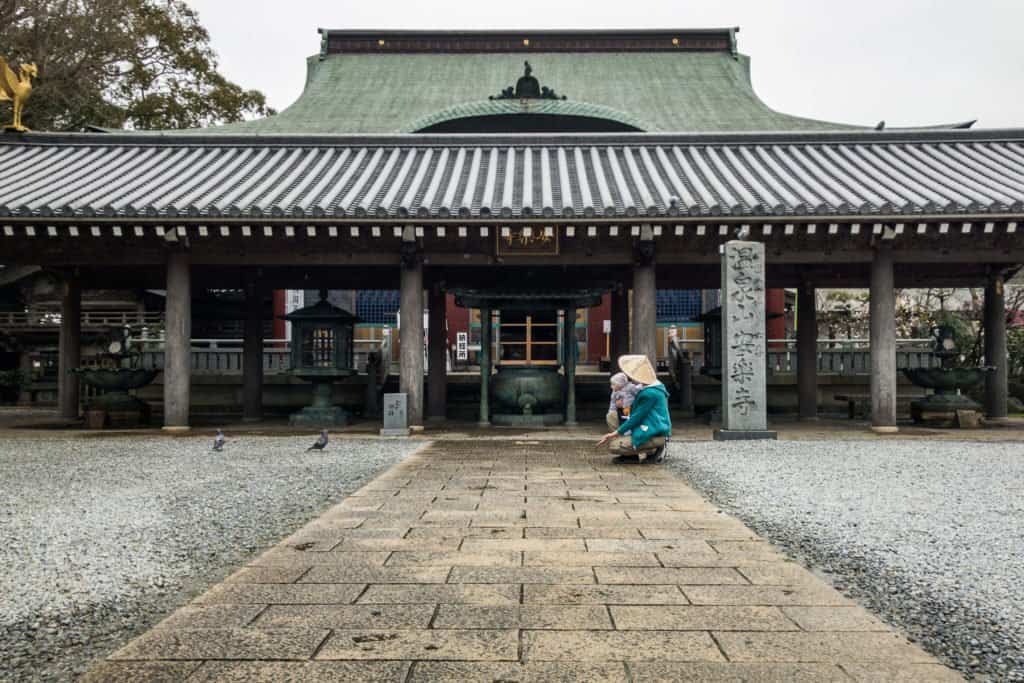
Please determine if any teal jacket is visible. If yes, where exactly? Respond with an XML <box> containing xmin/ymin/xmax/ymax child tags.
<box><xmin>616</xmin><ymin>382</ymin><xmax>672</xmax><ymax>448</ymax></box>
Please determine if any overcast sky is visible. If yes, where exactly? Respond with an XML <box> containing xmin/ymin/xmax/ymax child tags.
<box><xmin>186</xmin><ymin>0</ymin><xmax>1024</xmax><ymax>129</ymax></box>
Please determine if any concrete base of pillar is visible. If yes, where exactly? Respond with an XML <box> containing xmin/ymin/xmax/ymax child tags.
<box><xmin>161</xmin><ymin>426</ymin><xmax>191</xmax><ymax>433</ymax></box>
<box><xmin>798</xmin><ymin>416</ymin><xmax>820</xmax><ymax>422</ymax></box>
<box><xmin>713</xmin><ymin>429</ymin><xmax>778</xmax><ymax>441</ymax></box>
<box><xmin>242</xmin><ymin>417</ymin><xmax>263</xmax><ymax>423</ymax></box>
<box><xmin>381</xmin><ymin>428</ymin><xmax>411</xmax><ymax>437</ymax></box>
<box><xmin>870</xmin><ymin>425</ymin><xmax>899</xmax><ymax>434</ymax></box>
<box><xmin>477</xmin><ymin>421</ymin><xmax>492</xmax><ymax>428</ymax></box>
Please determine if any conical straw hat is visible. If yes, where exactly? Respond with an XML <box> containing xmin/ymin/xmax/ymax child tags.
<box><xmin>618</xmin><ymin>355</ymin><xmax>657</xmax><ymax>385</ymax></box>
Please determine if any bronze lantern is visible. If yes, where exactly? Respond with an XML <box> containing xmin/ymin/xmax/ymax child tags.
<box><xmin>281</xmin><ymin>289</ymin><xmax>359</xmax><ymax>426</ymax></box>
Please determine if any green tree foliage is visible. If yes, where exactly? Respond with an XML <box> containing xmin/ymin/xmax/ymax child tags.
<box><xmin>0</xmin><ymin>0</ymin><xmax>274</xmax><ymax>131</ymax></box>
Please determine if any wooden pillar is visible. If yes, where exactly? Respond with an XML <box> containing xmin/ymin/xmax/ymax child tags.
<box><xmin>163</xmin><ymin>252</ymin><xmax>191</xmax><ymax>431</ymax></box>
<box><xmin>766</xmin><ymin>289</ymin><xmax>787</xmax><ymax>347</ymax></box>
<box><xmin>679</xmin><ymin>351</ymin><xmax>695</xmax><ymax>418</ymax></box>
<box><xmin>16</xmin><ymin>351</ymin><xmax>33</xmax><ymax>405</ymax></box>
<box><xmin>58</xmin><ymin>275</ymin><xmax>81</xmax><ymax>420</ymax></box>
<box><xmin>632</xmin><ymin>234</ymin><xmax>658</xmax><ymax>364</ymax></box>
<box><xmin>400</xmin><ymin>249</ymin><xmax>424</xmax><ymax>428</ymax></box>
<box><xmin>869</xmin><ymin>245</ymin><xmax>897</xmax><ymax>433</ymax></box>
<box><xmin>564</xmin><ymin>307</ymin><xmax>577</xmax><ymax>425</ymax></box>
<box><xmin>242</xmin><ymin>277</ymin><xmax>263</xmax><ymax>422</ymax></box>
<box><xmin>985</xmin><ymin>271</ymin><xmax>1009</xmax><ymax>420</ymax></box>
<box><xmin>478</xmin><ymin>306</ymin><xmax>492</xmax><ymax>426</ymax></box>
<box><xmin>610</xmin><ymin>285</ymin><xmax>630</xmax><ymax>371</ymax></box>
<box><xmin>797</xmin><ymin>282</ymin><xmax>818</xmax><ymax>420</ymax></box>
<box><xmin>427</xmin><ymin>284</ymin><xmax>447</xmax><ymax>421</ymax></box>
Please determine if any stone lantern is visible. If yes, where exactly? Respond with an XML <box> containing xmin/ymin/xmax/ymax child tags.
<box><xmin>281</xmin><ymin>289</ymin><xmax>359</xmax><ymax>426</ymax></box>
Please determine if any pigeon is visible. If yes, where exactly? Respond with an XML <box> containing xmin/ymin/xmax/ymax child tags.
<box><xmin>212</xmin><ymin>429</ymin><xmax>225</xmax><ymax>452</ymax></box>
<box><xmin>307</xmin><ymin>429</ymin><xmax>328</xmax><ymax>452</ymax></box>
<box><xmin>735</xmin><ymin>224</ymin><xmax>750</xmax><ymax>240</ymax></box>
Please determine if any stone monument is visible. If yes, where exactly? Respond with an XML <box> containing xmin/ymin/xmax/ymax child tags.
<box><xmin>714</xmin><ymin>240</ymin><xmax>777</xmax><ymax>440</ymax></box>
<box><xmin>380</xmin><ymin>393</ymin><xmax>410</xmax><ymax>436</ymax></box>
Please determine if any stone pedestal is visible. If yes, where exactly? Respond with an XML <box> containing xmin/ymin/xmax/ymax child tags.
<box><xmin>714</xmin><ymin>241</ymin><xmax>776</xmax><ymax>441</ymax></box>
<box><xmin>289</xmin><ymin>380</ymin><xmax>350</xmax><ymax>427</ymax></box>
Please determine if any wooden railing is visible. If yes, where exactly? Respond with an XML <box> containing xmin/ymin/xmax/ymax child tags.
<box><xmin>132</xmin><ymin>336</ymin><xmax>392</xmax><ymax>375</ymax></box>
<box><xmin>0</xmin><ymin>309</ymin><xmax>163</xmax><ymax>331</ymax></box>
<box><xmin>669</xmin><ymin>338</ymin><xmax>940</xmax><ymax>378</ymax></box>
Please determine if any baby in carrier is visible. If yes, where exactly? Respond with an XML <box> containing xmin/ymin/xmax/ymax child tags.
<box><xmin>606</xmin><ymin>372</ymin><xmax>642</xmax><ymax>433</ymax></box>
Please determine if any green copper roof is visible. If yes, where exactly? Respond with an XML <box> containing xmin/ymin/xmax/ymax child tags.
<box><xmin>406</xmin><ymin>99</ymin><xmax>651</xmax><ymax>133</ymax></box>
<box><xmin>173</xmin><ymin>51</ymin><xmax>864</xmax><ymax>135</ymax></box>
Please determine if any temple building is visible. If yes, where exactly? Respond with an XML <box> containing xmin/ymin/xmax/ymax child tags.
<box><xmin>0</xmin><ymin>27</ymin><xmax>1021</xmax><ymax>431</ymax></box>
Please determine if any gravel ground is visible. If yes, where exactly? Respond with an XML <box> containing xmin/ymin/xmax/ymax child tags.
<box><xmin>0</xmin><ymin>435</ymin><xmax>419</xmax><ymax>682</ymax></box>
<box><xmin>666</xmin><ymin>440</ymin><xmax>1024</xmax><ymax>682</ymax></box>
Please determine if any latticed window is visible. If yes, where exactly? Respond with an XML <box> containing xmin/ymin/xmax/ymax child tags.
<box><xmin>302</xmin><ymin>328</ymin><xmax>336</xmax><ymax>368</ymax></box>
<box><xmin>355</xmin><ymin>290</ymin><xmax>400</xmax><ymax>325</ymax></box>
<box><xmin>498</xmin><ymin>311</ymin><xmax>559</xmax><ymax>366</ymax></box>
<box><xmin>657</xmin><ymin>289</ymin><xmax>702</xmax><ymax>323</ymax></box>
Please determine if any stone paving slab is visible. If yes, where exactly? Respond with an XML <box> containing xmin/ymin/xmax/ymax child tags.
<box><xmin>628</xmin><ymin>662</ymin><xmax>852</xmax><ymax>682</ymax></box>
<box><xmin>254</xmin><ymin>604</ymin><xmax>435</xmax><ymax>629</ymax></box>
<box><xmin>433</xmin><ymin>604</ymin><xmax>614</xmax><ymax>629</ymax></box>
<box><xmin>85</xmin><ymin>439</ymin><xmax>961</xmax><ymax>681</ymax></box>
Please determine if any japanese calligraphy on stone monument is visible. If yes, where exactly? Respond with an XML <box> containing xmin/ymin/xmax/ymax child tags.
<box><xmin>720</xmin><ymin>241</ymin><xmax>769</xmax><ymax>433</ymax></box>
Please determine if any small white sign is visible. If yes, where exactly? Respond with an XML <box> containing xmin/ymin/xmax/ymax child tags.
<box><xmin>456</xmin><ymin>332</ymin><xmax>469</xmax><ymax>361</ymax></box>
<box><xmin>602</xmin><ymin>319</ymin><xmax>611</xmax><ymax>334</ymax></box>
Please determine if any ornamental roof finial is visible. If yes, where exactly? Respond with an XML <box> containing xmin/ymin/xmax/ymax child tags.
<box><xmin>0</xmin><ymin>56</ymin><xmax>38</xmax><ymax>132</ymax></box>
<box><xmin>490</xmin><ymin>61</ymin><xmax>566</xmax><ymax>101</ymax></box>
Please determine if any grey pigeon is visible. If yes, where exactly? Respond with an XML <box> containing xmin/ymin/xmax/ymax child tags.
<box><xmin>735</xmin><ymin>224</ymin><xmax>750</xmax><ymax>240</ymax></box>
<box><xmin>212</xmin><ymin>429</ymin><xmax>225</xmax><ymax>452</ymax></box>
<box><xmin>307</xmin><ymin>429</ymin><xmax>328</xmax><ymax>452</ymax></box>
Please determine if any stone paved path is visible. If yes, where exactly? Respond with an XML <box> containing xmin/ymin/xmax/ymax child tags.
<box><xmin>83</xmin><ymin>440</ymin><xmax>961</xmax><ymax>682</ymax></box>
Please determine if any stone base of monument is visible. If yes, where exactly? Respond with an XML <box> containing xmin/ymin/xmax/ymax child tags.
<box><xmin>380</xmin><ymin>428</ymin><xmax>411</xmax><ymax>437</ymax></box>
<box><xmin>713</xmin><ymin>429</ymin><xmax>778</xmax><ymax>441</ymax></box>
<box><xmin>910</xmin><ymin>394</ymin><xmax>983</xmax><ymax>428</ymax></box>
<box><xmin>289</xmin><ymin>405</ymin><xmax>350</xmax><ymax>427</ymax></box>
<box><xmin>492</xmin><ymin>413</ymin><xmax>564</xmax><ymax>427</ymax></box>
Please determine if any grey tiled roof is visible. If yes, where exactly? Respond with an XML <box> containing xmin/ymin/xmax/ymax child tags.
<box><xmin>2</xmin><ymin>131</ymin><xmax>1024</xmax><ymax>221</ymax></box>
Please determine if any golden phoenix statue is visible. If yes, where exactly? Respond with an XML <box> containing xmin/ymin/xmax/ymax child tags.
<box><xmin>0</xmin><ymin>57</ymin><xmax>38</xmax><ymax>132</ymax></box>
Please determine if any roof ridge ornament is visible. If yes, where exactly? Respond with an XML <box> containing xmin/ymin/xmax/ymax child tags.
<box><xmin>0</xmin><ymin>55</ymin><xmax>38</xmax><ymax>132</ymax></box>
<box><xmin>490</xmin><ymin>61</ymin><xmax>567</xmax><ymax>101</ymax></box>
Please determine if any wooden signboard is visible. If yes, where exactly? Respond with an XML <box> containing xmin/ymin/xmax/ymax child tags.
<box><xmin>496</xmin><ymin>227</ymin><xmax>559</xmax><ymax>256</ymax></box>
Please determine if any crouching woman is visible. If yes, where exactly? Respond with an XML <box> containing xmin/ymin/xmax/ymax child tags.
<box><xmin>597</xmin><ymin>355</ymin><xmax>672</xmax><ymax>463</ymax></box>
